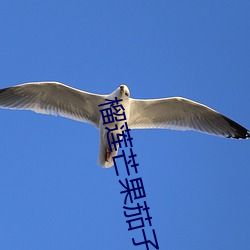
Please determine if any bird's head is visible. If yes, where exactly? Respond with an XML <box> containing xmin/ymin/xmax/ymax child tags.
<box><xmin>109</xmin><ymin>84</ymin><xmax>130</xmax><ymax>101</ymax></box>
<box><xmin>119</xmin><ymin>84</ymin><xmax>130</xmax><ymax>98</ymax></box>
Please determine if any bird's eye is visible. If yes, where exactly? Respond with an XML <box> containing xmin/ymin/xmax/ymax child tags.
<box><xmin>125</xmin><ymin>92</ymin><xmax>129</xmax><ymax>97</ymax></box>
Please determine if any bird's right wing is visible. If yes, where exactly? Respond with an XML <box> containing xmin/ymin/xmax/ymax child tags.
<box><xmin>129</xmin><ymin>97</ymin><xmax>249</xmax><ymax>139</ymax></box>
<box><xmin>0</xmin><ymin>82</ymin><xmax>106</xmax><ymax>127</ymax></box>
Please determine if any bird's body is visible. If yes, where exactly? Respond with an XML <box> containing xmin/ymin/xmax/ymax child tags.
<box><xmin>0</xmin><ymin>82</ymin><xmax>249</xmax><ymax>168</ymax></box>
<box><xmin>97</xmin><ymin>86</ymin><xmax>131</xmax><ymax>167</ymax></box>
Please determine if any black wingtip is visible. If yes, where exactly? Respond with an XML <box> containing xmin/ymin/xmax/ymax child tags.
<box><xmin>247</xmin><ymin>131</ymin><xmax>250</xmax><ymax>138</ymax></box>
<box><xmin>222</xmin><ymin>115</ymin><xmax>250</xmax><ymax>139</ymax></box>
<box><xmin>0</xmin><ymin>88</ymin><xmax>8</xmax><ymax>94</ymax></box>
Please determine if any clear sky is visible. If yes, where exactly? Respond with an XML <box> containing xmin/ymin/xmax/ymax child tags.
<box><xmin>0</xmin><ymin>1</ymin><xmax>249</xmax><ymax>250</ymax></box>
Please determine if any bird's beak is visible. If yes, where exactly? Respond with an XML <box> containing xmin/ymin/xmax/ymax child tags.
<box><xmin>120</xmin><ymin>85</ymin><xmax>125</xmax><ymax>93</ymax></box>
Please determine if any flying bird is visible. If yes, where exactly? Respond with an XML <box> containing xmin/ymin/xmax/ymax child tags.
<box><xmin>0</xmin><ymin>82</ymin><xmax>249</xmax><ymax>167</ymax></box>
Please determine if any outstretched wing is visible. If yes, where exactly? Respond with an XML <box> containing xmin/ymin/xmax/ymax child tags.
<box><xmin>129</xmin><ymin>97</ymin><xmax>249</xmax><ymax>139</ymax></box>
<box><xmin>0</xmin><ymin>82</ymin><xmax>106</xmax><ymax>127</ymax></box>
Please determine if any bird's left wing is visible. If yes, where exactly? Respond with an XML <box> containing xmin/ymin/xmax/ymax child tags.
<box><xmin>0</xmin><ymin>82</ymin><xmax>106</xmax><ymax>127</ymax></box>
<box><xmin>129</xmin><ymin>97</ymin><xmax>249</xmax><ymax>139</ymax></box>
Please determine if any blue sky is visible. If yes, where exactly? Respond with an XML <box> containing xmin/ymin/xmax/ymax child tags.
<box><xmin>0</xmin><ymin>1</ymin><xmax>249</xmax><ymax>249</ymax></box>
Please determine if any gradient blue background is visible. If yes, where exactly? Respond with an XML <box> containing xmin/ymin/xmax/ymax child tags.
<box><xmin>0</xmin><ymin>1</ymin><xmax>249</xmax><ymax>249</ymax></box>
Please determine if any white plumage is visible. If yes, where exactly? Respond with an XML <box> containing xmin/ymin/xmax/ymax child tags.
<box><xmin>0</xmin><ymin>82</ymin><xmax>249</xmax><ymax>167</ymax></box>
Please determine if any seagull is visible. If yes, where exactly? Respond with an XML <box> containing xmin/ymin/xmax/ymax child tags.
<box><xmin>0</xmin><ymin>82</ymin><xmax>249</xmax><ymax>167</ymax></box>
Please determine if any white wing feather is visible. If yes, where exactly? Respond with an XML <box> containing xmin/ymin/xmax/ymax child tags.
<box><xmin>0</xmin><ymin>82</ymin><xmax>106</xmax><ymax>127</ymax></box>
<box><xmin>129</xmin><ymin>97</ymin><xmax>249</xmax><ymax>139</ymax></box>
